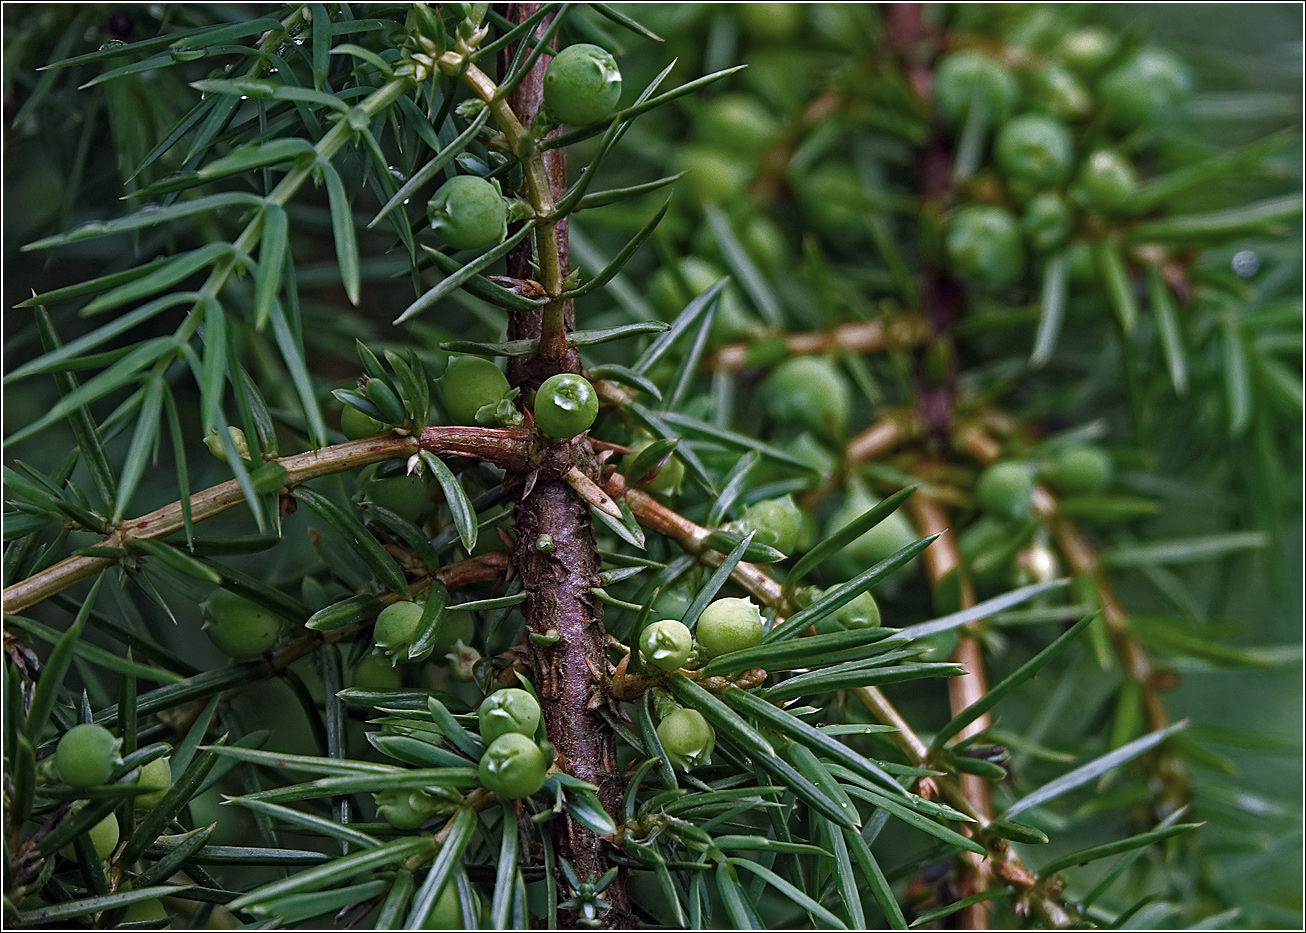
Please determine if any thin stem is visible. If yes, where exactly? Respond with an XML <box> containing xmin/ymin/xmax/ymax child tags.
<box><xmin>606</xmin><ymin>461</ymin><xmax>1075</xmax><ymax>924</ymax></box>
<box><xmin>709</xmin><ymin>314</ymin><xmax>931</xmax><ymax>373</ymax></box>
<box><xmin>2</xmin><ymin>427</ymin><xmax>533</xmax><ymax>614</ymax></box>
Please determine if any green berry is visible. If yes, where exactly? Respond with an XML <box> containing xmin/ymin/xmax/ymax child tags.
<box><xmin>826</xmin><ymin>489</ymin><xmax>918</xmax><ymax>579</ymax></box>
<box><xmin>692</xmin><ymin>211</ymin><xmax>788</xmax><ymax>273</ymax></box>
<box><xmin>813</xmin><ymin>590</ymin><xmax>882</xmax><ymax>634</ymax></box>
<box><xmin>1073</xmin><ymin>149</ymin><xmax>1138</xmax><ymax>215</ymax></box>
<box><xmin>122</xmin><ymin>898</ymin><xmax>169</xmax><ymax>924</ymax></box>
<box><xmin>478</xmin><ymin>688</ymin><xmax>542</xmax><ymax>745</ymax></box>
<box><xmin>678</xmin><ymin>144</ymin><xmax>756</xmax><ymax>204</ymax></box>
<box><xmin>995</xmin><ymin>114</ymin><xmax>1074</xmax><ymax>186</ymax></box>
<box><xmin>478</xmin><ymin>733</ymin><xmax>549</xmax><ymax>799</ymax></box>
<box><xmin>1022</xmin><ymin>193</ymin><xmax>1072</xmax><ymax>252</ymax></box>
<box><xmin>656</xmin><ymin>709</ymin><xmax>715</xmax><ymax>770</ymax></box>
<box><xmin>737</xmin><ymin>2</ymin><xmax>804</xmax><ymax>43</ymax></box>
<box><xmin>342</xmin><ymin>404</ymin><xmax>386</xmax><ymax>440</ymax></box>
<box><xmin>544</xmin><ymin>44</ymin><xmax>622</xmax><ymax>125</ymax></box>
<box><xmin>135</xmin><ymin>756</ymin><xmax>172</xmax><ymax>810</ymax></box>
<box><xmin>698</xmin><ymin>93</ymin><xmax>780</xmax><ymax>156</ymax></box>
<box><xmin>203</xmin><ymin>426</ymin><xmax>250</xmax><ymax>464</ymax></box>
<box><xmin>441</xmin><ymin>356</ymin><xmax>512</xmax><ymax>426</ymax></box>
<box><xmin>836</xmin><ymin>590</ymin><xmax>881</xmax><ymax>629</ymax></box>
<box><xmin>734</xmin><ymin>495</ymin><xmax>805</xmax><ymax>554</ymax></box>
<box><xmin>430</xmin><ymin>597</ymin><xmax>473</xmax><ymax>654</ymax></box>
<box><xmin>353</xmin><ymin>653</ymin><xmax>404</xmax><ymax>690</ymax></box>
<box><xmin>424</xmin><ymin>879</ymin><xmax>464</xmax><ymax>929</ymax></box>
<box><xmin>975</xmin><ymin>461</ymin><xmax>1035</xmax><ymax>518</ymax></box>
<box><xmin>934</xmin><ymin>50</ymin><xmax>1018</xmax><ymax>129</ymax></box>
<box><xmin>639</xmin><ymin>619</ymin><xmax>695</xmax><ymax>672</ymax></box>
<box><xmin>1058</xmin><ymin>26</ymin><xmax>1117</xmax><ymax>75</ymax></box>
<box><xmin>1098</xmin><ymin>48</ymin><xmax>1191</xmax><ymax>131</ymax></box>
<box><xmin>55</xmin><ymin>723</ymin><xmax>121</xmax><ymax>788</ymax></box>
<box><xmin>761</xmin><ymin>357</ymin><xmax>852</xmax><ymax>440</ymax></box>
<box><xmin>63</xmin><ymin>812</ymin><xmax>119</xmax><ymax>861</ymax></box>
<box><xmin>365</xmin><ymin>473</ymin><xmax>429</xmax><ymax>523</ymax></box>
<box><xmin>533</xmin><ymin>373</ymin><xmax>598</xmax><ymax>439</ymax></box>
<box><xmin>652</xmin><ymin>585</ymin><xmax>695</xmax><ymax>623</ymax></box>
<box><xmin>1063</xmin><ymin>240</ymin><xmax>1097</xmax><ymax>285</ymax></box>
<box><xmin>1043</xmin><ymin>445</ymin><xmax>1112</xmax><ymax>494</ymax></box>
<box><xmin>695</xmin><ymin>597</ymin><xmax>764</xmax><ymax>658</ymax></box>
<box><xmin>621</xmin><ymin>431</ymin><xmax>684</xmax><ymax>497</ymax></box>
<box><xmin>799</xmin><ymin>162</ymin><xmax>867</xmax><ymax>233</ymax></box>
<box><xmin>945</xmin><ymin>205</ymin><xmax>1025</xmax><ymax>290</ymax></box>
<box><xmin>427</xmin><ymin>175</ymin><xmax>507</xmax><ymax>250</ymax></box>
<box><xmin>374</xmin><ymin>600</ymin><xmax>426</xmax><ymax>660</ymax></box>
<box><xmin>203</xmin><ymin>589</ymin><xmax>282</xmax><ymax>659</ymax></box>
<box><xmin>375</xmin><ymin>788</ymin><xmax>442</xmax><ymax>830</ymax></box>
<box><xmin>649</xmin><ymin>256</ymin><xmax>756</xmax><ymax>344</ymax></box>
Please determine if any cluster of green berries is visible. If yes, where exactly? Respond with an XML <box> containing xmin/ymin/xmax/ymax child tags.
<box><xmin>639</xmin><ymin>596</ymin><xmax>766</xmax><ymax>678</ymax></box>
<box><xmin>437</xmin><ymin>357</ymin><xmax>599</xmax><ymax>439</ymax></box>
<box><xmin>963</xmin><ymin>445</ymin><xmax>1111</xmax><ymax>588</ymax></box>
<box><xmin>47</xmin><ymin>726</ymin><xmax>174</xmax><ymax>863</ymax></box>
<box><xmin>936</xmin><ymin>35</ymin><xmax>1191</xmax><ymax>292</ymax></box>
<box><xmin>974</xmin><ymin>444</ymin><xmax>1113</xmax><ymax>518</ymax></box>
<box><xmin>422</xmin><ymin>43</ymin><xmax>621</xmax><ymax>253</ymax></box>
<box><xmin>476</xmin><ymin>689</ymin><xmax>549</xmax><ymax>799</ymax></box>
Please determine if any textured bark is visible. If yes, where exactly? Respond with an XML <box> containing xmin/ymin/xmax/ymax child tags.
<box><xmin>501</xmin><ymin>2</ymin><xmax>581</xmax><ymax>392</ymax></box>
<box><xmin>495</xmin><ymin>5</ymin><xmax>630</xmax><ymax>925</ymax></box>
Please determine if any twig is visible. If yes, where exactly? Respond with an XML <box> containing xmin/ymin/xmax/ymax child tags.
<box><xmin>709</xmin><ymin>315</ymin><xmax>930</xmax><ymax>373</ymax></box>
<box><xmin>2</xmin><ymin>428</ymin><xmax>534</xmax><ymax>614</ymax></box>
<box><xmin>607</xmin><ymin>467</ymin><xmax>1074</xmax><ymax>926</ymax></box>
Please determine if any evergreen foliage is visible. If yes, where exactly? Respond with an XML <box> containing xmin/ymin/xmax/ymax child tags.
<box><xmin>2</xmin><ymin>4</ymin><xmax>1301</xmax><ymax>929</ymax></box>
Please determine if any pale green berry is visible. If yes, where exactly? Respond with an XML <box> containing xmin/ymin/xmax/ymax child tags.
<box><xmin>135</xmin><ymin>756</ymin><xmax>172</xmax><ymax>810</ymax></box>
<box><xmin>657</xmin><ymin>709</ymin><xmax>715</xmax><ymax>770</ymax></box>
<box><xmin>478</xmin><ymin>733</ymin><xmax>549</xmax><ymax>799</ymax></box>
<box><xmin>639</xmin><ymin>619</ymin><xmax>694</xmax><ymax>672</ymax></box>
<box><xmin>478</xmin><ymin>688</ymin><xmax>542</xmax><ymax>745</ymax></box>
<box><xmin>695</xmin><ymin>597</ymin><xmax>764</xmax><ymax>658</ymax></box>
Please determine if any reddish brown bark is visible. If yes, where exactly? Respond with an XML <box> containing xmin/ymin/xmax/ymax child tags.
<box><xmin>495</xmin><ymin>5</ymin><xmax>630</xmax><ymax>925</ymax></box>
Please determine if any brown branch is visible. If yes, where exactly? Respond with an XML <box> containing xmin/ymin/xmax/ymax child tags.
<box><xmin>905</xmin><ymin>491</ymin><xmax>995</xmax><ymax>926</ymax></box>
<box><xmin>608</xmin><ymin>465</ymin><xmax>1074</xmax><ymax>926</ymax></box>
<box><xmin>3</xmin><ymin>435</ymin><xmax>415</xmax><ymax>614</ymax></box>
<box><xmin>956</xmin><ymin>429</ymin><xmax>1175</xmax><ymax>735</ymax></box>
<box><xmin>496</xmin><ymin>6</ymin><xmax>630</xmax><ymax>924</ymax></box>
<box><xmin>709</xmin><ymin>314</ymin><xmax>930</xmax><ymax>373</ymax></box>
<box><xmin>2</xmin><ymin>428</ymin><xmax>535</xmax><ymax>615</ymax></box>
